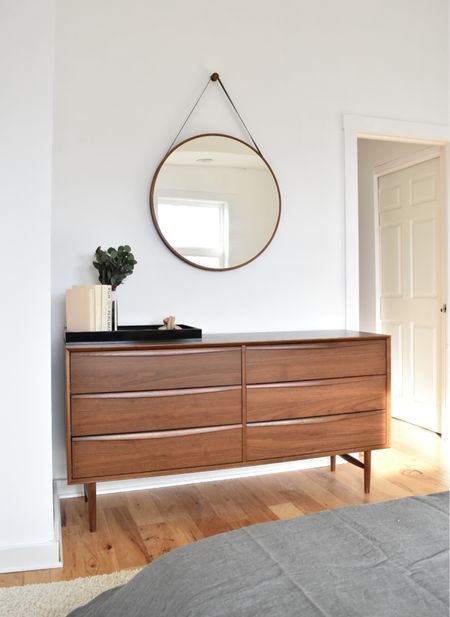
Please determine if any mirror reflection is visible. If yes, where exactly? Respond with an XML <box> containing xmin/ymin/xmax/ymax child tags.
<box><xmin>150</xmin><ymin>134</ymin><xmax>280</xmax><ymax>270</ymax></box>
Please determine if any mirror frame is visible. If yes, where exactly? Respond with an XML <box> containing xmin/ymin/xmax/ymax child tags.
<box><xmin>149</xmin><ymin>133</ymin><xmax>281</xmax><ymax>272</ymax></box>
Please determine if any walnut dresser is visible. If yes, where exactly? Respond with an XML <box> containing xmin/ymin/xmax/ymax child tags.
<box><xmin>65</xmin><ymin>330</ymin><xmax>391</xmax><ymax>531</ymax></box>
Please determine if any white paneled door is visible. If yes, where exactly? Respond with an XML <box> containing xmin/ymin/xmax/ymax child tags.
<box><xmin>378</xmin><ymin>157</ymin><xmax>444</xmax><ymax>432</ymax></box>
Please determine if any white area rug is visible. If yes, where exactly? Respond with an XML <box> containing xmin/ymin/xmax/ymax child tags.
<box><xmin>0</xmin><ymin>568</ymin><xmax>141</xmax><ymax>617</ymax></box>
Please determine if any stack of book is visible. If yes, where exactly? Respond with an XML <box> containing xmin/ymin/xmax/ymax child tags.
<box><xmin>66</xmin><ymin>285</ymin><xmax>112</xmax><ymax>331</ymax></box>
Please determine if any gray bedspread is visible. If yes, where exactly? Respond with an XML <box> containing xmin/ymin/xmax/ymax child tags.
<box><xmin>69</xmin><ymin>492</ymin><xmax>449</xmax><ymax>617</ymax></box>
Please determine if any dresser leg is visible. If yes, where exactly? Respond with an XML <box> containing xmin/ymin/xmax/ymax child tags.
<box><xmin>336</xmin><ymin>453</ymin><xmax>372</xmax><ymax>494</ymax></box>
<box><xmin>330</xmin><ymin>455</ymin><xmax>336</xmax><ymax>471</ymax></box>
<box><xmin>86</xmin><ymin>483</ymin><xmax>97</xmax><ymax>532</ymax></box>
<box><xmin>83</xmin><ymin>484</ymin><xmax>88</xmax><ymax>502</ymax></box>
<box><xmin>364</xmin><ymin>451</ymin><xmax>371</xmax><ymax>494</ymax></box>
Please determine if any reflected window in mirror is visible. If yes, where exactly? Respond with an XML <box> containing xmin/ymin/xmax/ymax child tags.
<box><xmin>156</xmin><ymin>197</ymin><xmax>229</xmax><ymax>268</ymax></box>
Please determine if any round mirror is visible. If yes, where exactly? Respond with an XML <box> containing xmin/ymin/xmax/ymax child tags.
<box><xmin>150</xmin><ymin>134</ymin><xmax>281</xmax><ymax>271</ymax></box>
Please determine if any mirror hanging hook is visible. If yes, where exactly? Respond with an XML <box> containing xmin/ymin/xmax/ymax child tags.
<box><xmin>166</xmin><ymin>71</ymin><xmax>261</xmax><ymax>155</ymax></box>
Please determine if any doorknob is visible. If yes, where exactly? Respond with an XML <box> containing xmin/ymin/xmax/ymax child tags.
<box><xmin>440</xmin><ymin>304</ymin><xmax>447</xmax><ymax>313</ymax></box>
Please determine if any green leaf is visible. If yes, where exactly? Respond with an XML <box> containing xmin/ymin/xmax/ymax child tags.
<box><xmin>92</xmin><ymin>244</ymin><xmax>136</xmax><ymax>286</ymax></box>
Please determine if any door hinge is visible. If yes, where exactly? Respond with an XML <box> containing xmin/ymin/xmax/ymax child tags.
<box><xmin>440</xmin><ymin>304</ymin><xmax>447</xmax><ymax>314</ymax></box>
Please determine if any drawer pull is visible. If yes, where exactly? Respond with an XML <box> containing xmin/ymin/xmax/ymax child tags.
<box><xmin>73</xmin><ymin>385</ymin><xmax>241</xmax><ymax>399</ymax></box>
<box><xmin>75</xmin><ymin>347</ymin><xmax>240</xmax><ymax>358</ymax></box>
<box><xmin>248</xmin><ymin>410</ymin><xmax>383</xmax><ymax>428</ymax></box>
<box><xmin>248</xmin><ymin>376</ymin><xmax>380</xmax><ymax>389</ymax></box>
<box><xmin>73</xmin><ymin>424</ymin><xmax>241</xmax><ymax>441</ymax></box>
<box><xmin>248</xmin><ymin>341</ymin><xmax>381</xmax><ymax>351</ymax></box>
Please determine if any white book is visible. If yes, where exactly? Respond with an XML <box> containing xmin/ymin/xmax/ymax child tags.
<box><xmin>66</xmin><ymin>286</ymin><xmax>95</xmax><ymax>331</ymax></box>
<box><xmin>94</xmin><ymin>285</ymin><xmax>102</xmax><ymax>331</ymax></box>
<box><xmin>100</xmin><ymin>285</ymin><xmax>112</xmax><ymax>331</ymax></box>
<box><xmin>72</xmin><ymin>285</ymin><xmax>98</xmax><ymax>331</ymax></box>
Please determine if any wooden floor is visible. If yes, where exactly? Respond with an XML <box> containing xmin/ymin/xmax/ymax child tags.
<box><xmin>1</xmin><ymin>419</ymin><xmax>448</xmax><ymax>587</ymax></box>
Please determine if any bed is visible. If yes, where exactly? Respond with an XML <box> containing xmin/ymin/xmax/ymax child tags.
<box><xmin>68</xmin><ymin>492</ymin><xmax>449</xmax><ymax>617</ymax></box>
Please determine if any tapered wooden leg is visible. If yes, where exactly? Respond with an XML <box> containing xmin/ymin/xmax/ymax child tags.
<box><xmin>335</xmin><ymin>453</ymin><xmax>372</xmax><ymax>493</ymax></box>
<box><xmin>330</xmin><ymin>455</ymin><xmax>336</xmax><ymax>471</ymax></box>
<box><xmin>364</xmin><ymin>451</ymin><xmax>371</xmax><ymax>494</ymax></box>
<box><xmin>86</xmin><ymin>483</ymin><xmax>97</xmax><ymax>532</ymax></box>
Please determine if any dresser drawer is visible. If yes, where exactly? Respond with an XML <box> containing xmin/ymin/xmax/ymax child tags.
<box><xmin>247</xmin><ymin>376</ymin><xmax>386</xmax><ymax>423</ymax></box>
<box><xmin>70</xmin><ymin>348</ymin><xmax>241</xmax><ymax>394</ymax></box>
<box><xmin>246</xmin><ymin>341</ymin><xmax>386</xmax><ymax>384</ymax></box>
<box><xmin>71</xmin><ymin>386</ymin><xmax>242</xmax><ymax>436</ymax></box>
<box><xmin>72</xmin><ymin>425</ymin><xmax>242</xmax><ymax>479</ymax></box>
<box><xmin>246</xmin><ymin>411</ymin><xmax>386</xmax><ymax>461</ymax></box>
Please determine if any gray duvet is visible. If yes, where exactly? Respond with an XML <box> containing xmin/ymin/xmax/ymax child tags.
<box><xmin>69</xmin><ymin>492</ymin><xmax>449</xmax><ymax>617</ymax></box>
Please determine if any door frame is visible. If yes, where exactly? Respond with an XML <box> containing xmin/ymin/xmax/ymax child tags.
<box><xmin>372</xmin><ymin>147</ymin><xmax>446</xmax><ymax>433</ymax></box>
<box><xmin>343</xmin><ymin>114</ymin><xmax>449</xmax><ymax>438</ymax></box>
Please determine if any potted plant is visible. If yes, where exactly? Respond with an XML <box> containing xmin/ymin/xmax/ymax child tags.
<box><xmin>93</xmin><ymin>245</ymin><xmax>137</xmax><ymax>329</ymax></box>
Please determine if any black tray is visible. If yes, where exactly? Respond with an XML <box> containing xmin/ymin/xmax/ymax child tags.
<box><xmin>65</xmin><ymin>324</ymin><xmax>202</xmax><ymax>344</ymax></box>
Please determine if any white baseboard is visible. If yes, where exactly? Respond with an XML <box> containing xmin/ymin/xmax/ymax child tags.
<box><xmin>0</xmin><ymin>540</ymin><xmax>62</xmax><ymax>574</ymax></box>
<box><xmin>0</xmin><ymin>490</ymin><xmax>63</xmax><ymax>574</ymax></box>
<box><xmin>52</xmin><ymin>483</ymin><xmax>63</xmax><ymax>568</ymax></box>
<box><xmin>55</xmin><ymin>456</ymin><xmax>344</xmax><ymax>499</ymax></box>
<box><xmin>0</xmin><ymin>539</ymin><xmax>61</xmax><ymax>575</ymax></box>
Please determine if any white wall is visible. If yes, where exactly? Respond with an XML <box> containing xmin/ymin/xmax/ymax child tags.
<box><xmin>51</xmin><ymin>0</ymin><xmax>449</xmax><ymax>478</ymax></box>
<box><xmin>0</xmin><ymin>0</ymin><xmax>58</xmax><ymax>571</ymax></box>
<box><xmin>358</xmin><ymin>139</ymin><xmax>432</xmax><ymax>331</ymax></box>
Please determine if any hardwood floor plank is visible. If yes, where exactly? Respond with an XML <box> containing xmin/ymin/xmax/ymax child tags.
<box><xmin>0</xmin><ymin>572</ymin><xmax>24</xmax><ymax>588</ymax></box>
<box><xmin>103</xmin><ymin>506</ymin><xmax>151</xmax><ymax>569</ymax></box>
<box><xmin>138</xmin><ymin>522</ymin><xmax>178</xmax><ymax>562</ymax></box>
<box><xmin>124</xmin><ymin>491</ymin><xmax>164</xmax><ymax>527</ymax></box>
<box><xmin>174</xmin><ymin>486</ymin><xmax>235</xmax><ymax>537</ymax></box>
<box><xmin>269</xmin><ymin>502</ymin><xmax>304</xmax><ymax>519</ymax></box>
